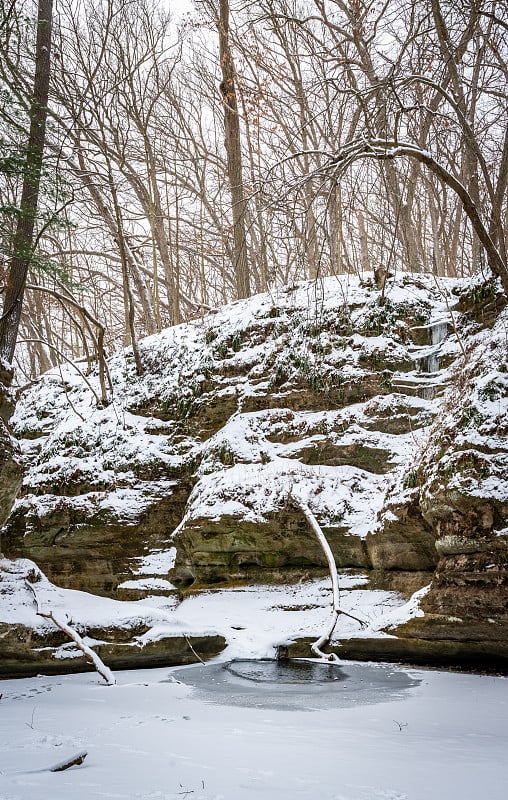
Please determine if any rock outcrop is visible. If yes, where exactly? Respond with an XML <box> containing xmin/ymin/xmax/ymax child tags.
<box><xmin>3</xmin><ymin>275</ymin><xmax>451</xmax><ymax>597</ymax></box>
<box><xmin>379</xmin><ymin>282</ymin><xmax>508</xmax><ymax>666</ymax></box>
<box><xmin>0</xmin><ymin>558</ymin><xmax>226</xmax><ymax>678</ymax></box>
<box><xmin>1</xmin><ymin>274</ymin><xmax>507</xmax><ymax>673</ymax></box>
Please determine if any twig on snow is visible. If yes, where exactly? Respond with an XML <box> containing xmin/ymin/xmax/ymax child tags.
<box><xmin>49</xmin><ymin>750</ymin><xmax>88</xmax><ymax>772</ymax></box>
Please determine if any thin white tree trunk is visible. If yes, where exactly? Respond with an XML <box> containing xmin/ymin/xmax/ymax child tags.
<box><xmin>291</xmin><ymin>495</ymin><xmax>365</xmax><ymax>661</ymax></box>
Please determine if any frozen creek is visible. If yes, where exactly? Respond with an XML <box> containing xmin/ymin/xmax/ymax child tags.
<box><xmin>169</xmin><ymin>659</ymin><xmax>421</xmax><ymax>711</ymax></box>
<box><xmin>0</xmin><ymin>659</ymin><xmax>506</xmax><ymax>800</ymax></box>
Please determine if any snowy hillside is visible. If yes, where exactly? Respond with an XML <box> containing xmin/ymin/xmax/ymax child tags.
<box><xmin>1</xmin><ymin>273</ymin><xmax>507</xmax><ymax>674</ymax></box>
<box><xmin>6</xmin><ymin>274</ymin><xmax>455</xmax><ymax>586</ymax></box>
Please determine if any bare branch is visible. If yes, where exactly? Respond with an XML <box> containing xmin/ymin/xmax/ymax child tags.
<box><xmin>25</xmin><ymin>580</ymin><xmax>116</xmax><ymax>686</ymax></box>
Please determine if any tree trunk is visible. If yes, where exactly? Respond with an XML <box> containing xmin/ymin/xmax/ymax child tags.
<box><xmin>217</xmin><ymin>0</ymin><xmax>250</xmax><ymax>299</ymax></box>
<box><xmin>356</xmin><ymin>210</ymin><xmax>370</xmax><ymax>275</ymax></box>
<box><xmin>0</xmin><ymin>0</ymin><xmax>53</xmax><ymax>366</ymax></box>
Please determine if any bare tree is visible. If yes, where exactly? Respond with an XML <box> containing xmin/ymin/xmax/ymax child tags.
<box><xmin>0</xmin><ymin>0</ymin><xmax>54</xmax><ymax>367</ymax></box>
<box><xmin>216</xmin><ymin>0</ymin><xmax>250</xmax><ymax>298</ymax></box>
<box><xmin>3</xmin><ymin>0</ymin><xmax>506</xmax><ymax>383</ymax></box>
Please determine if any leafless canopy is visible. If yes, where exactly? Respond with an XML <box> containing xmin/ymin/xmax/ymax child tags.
<box><xmin>0</xmin><ymin>0</ymin><xmax>506</xmax><ymax>379</ymax></box>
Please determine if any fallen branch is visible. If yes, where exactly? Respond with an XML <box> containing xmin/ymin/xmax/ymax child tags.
<box><xmin>290</xmin><ymin>495</ymin><xmax>366</xmax><ymax>661</ymax></box>
<box><xmin>49</xmin><ymin>750</ymin><xmax>88</xmax><ymax>772</ymax></box>
<box><xmin>25</xmin><ymin>580</ymin><xmax>116</xmax><ymax>686</ymax></box>
<box><xmin>184</xmin><ymin>635</ymin><xmax>206</xmax><ymax>665</ymax></box>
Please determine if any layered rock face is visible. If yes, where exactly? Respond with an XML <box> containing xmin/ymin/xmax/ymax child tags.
<box><xmin>1</xmin><ymin>274</ymin><xmax>507</xmax><ymax>670</ymax></box>
<box><xmin>3</xmin><ymin>275</ymin><xmax>452</xmax><ymax>597</ymax></box>
<box><xmin>390</xmin><ymin>286</ymin><xmax>508</xmax><ymax>666</ymax></box>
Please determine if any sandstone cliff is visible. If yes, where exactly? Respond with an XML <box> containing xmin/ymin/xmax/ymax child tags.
<box><xmin>1</xmin><ymin>274</ymin><xmax>506</xmax><ymax>672</ymax></box>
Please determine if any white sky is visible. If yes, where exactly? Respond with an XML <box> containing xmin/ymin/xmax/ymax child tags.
<box><xmin>168</xmin><ymin>0</ymin><xmax>194</xmax><ymax>18</ymax></box>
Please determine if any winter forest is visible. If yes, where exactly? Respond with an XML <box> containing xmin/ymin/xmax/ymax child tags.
<box><xmin>1</xmin><ymin>0</ymin><xmax>507</xmax><ymax>378</ymax></box>
<box><xmin>1</xmin><ymin>2</ymin><xmax>508</xmax><ymax>800</ymax></box>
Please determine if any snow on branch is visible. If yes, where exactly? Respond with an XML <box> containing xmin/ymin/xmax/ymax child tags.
<box><xmin>25</xmin><ymin>580</ymin><xmax>116</xmax><ymax>686</ymax></box>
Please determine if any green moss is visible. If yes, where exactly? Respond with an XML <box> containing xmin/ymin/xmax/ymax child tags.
<box><xmin>309</xmin><ymin>340</ymin><xmax>332</xmax><ymax>356</ymax></box>
<box><xmin>268</xmin><ymin>362</ymin><xmax>290</xmax><ymax>390</ymax></box>
<box><xmin>158</xmin><ymin>389</ymin><xmax>197</xmax><ymax>420</ymax></box>
<box><xmin>305</xmin><ymin>323</ymin><xmax>322</xmax><ymax>338</ymax></box>
<box><xmin>442</xmin><ymin>463</ymin><xmax>457</xmax><ymax>482</ymax></box>
<box><xmin>213</xmin><ymin>342</ymin><xmax>229</xmax><ymax>360</ymax></box>
<box><xmin>460</xmin><ymin>281</ymin><xmax>496</xmax><ymax>307</ymax></box>
<box><xmin>362</xmin><ymin>299</ymin><xmax>430</xmax><ymax>336</ymax></box>
<box><xmin>230</xmin><ymin>333</ymin><xmax>242</xmax><ymax>352</ymax></box>
<box><xmin>214</xmin><ymin>443</ymin><xmax>235</xmax><ymax>466</ymax></box>
<box><xmin>359</xmin><ymin>349</ymin><xmax>381</xmax><ymax>367</ymax></box>
<box><xmin>262</xmin><ymin>551</ymin><xmax>282</xmax><ymax>567</ymax></box>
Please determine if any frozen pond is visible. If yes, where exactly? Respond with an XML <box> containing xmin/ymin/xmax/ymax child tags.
<box><xmin>169</xmin><ymin>659</ymin><xmax>421</xmax><ymax>710</ymax></box>
<box><xmin>0</xmin><ymin>660</ymin><xmax>507</xmax><ymax>800</ymax></box>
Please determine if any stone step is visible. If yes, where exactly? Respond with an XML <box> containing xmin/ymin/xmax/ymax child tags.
<box><xmin>409</xmin><ymin>319</ymin><xmax>451</xmax><ymax>347</ymax></box>
<box><xmin>391</xmin><ymin>372</ymin><xmax>450</xmax><ymax>400</ymax></box>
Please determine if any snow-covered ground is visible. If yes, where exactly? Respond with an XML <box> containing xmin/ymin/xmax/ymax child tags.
<box><xmin>2</xmin><ymin>274</ymin><xmax>507</xmax><ymax>799</ymax></box>
<box><xmin>1</xmin><ymin>579</ymin><xmax>507</xmax><ymax>800</ymax></box>
<box><xmin>0</xmin><ymin>560</ymin><xmax>423</xmax><ymax>662</ymax></box>
<box><xmin>167</xmin><ymin>578</ymin><xmax>427</xmax><ymax>657</ymax></box>
<box><xmin>0</xmin><ymin>660</ymin><xmax>506</xmax><ymax>800</ymax></box>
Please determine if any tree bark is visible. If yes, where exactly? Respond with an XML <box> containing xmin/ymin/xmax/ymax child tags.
<box><xmin>217</xmin><ymin>0</ymin><xmax>250</xmax><ymax>299</ymax></box>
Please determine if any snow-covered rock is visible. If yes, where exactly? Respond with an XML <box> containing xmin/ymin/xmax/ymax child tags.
<box><xmin>4</xmin><ymin>273</ymin><xmax>455</xmax><ymax>595</ymax></box>
<box><xmin>1</xmin><ymin>273</ymin><xmax>507</xmax><ymax>672</ymax></box>
<box><xmin>0</xmin><ymin>557</ymin><xmax>225</xmax><ymax>677</ymax></box>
